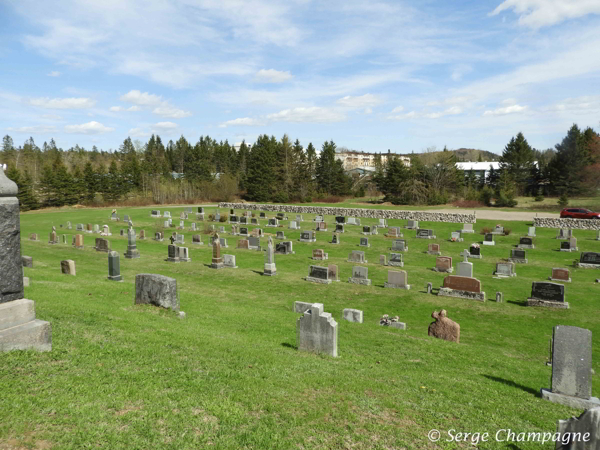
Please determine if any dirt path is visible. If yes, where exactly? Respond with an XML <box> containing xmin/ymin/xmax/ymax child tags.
<box><xmin>429</xmin><ymin>208</ymin><xmax>559</xmax><ymax>221</ymax></box>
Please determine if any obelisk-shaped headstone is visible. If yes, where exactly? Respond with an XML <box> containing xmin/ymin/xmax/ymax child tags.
<box><xmin>211</xmin><ymin>232</ymin><xmax>224</xmax><ymax>269</ymax></box>
<box><xmin>264</xmin><ymin>236</ymin><xmax>277</xmax><ymax>276</ymax></box>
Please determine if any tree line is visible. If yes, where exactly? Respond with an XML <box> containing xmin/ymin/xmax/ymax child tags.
<box><xmin>1</xmin><ymin>123</ymin><xmax>598</xmax><ymax>211</ymax></box>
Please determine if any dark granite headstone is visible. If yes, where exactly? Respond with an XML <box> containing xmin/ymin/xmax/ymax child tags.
<box><xmin>531</xmin><ymin>282</ymin><xmax>565</xmax><ymax>303</ymax></box>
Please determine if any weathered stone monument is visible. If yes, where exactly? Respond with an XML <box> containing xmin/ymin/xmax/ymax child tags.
<box><xmin>296</xmin><ymin>303</ymin><xmax>338</xmax><ymax>357</ymax></box>
<box><xmin>428</xmin><ymin>310</ymin><xmax>459</xmax><ymax>343</ymax></box>
<box><xmin>124</xmin><ymin>228</ymin><xmax>140</xmax><ymax>259</ymax></box>
<box><xmin>541</xmin><ymin>325</ymin><xmax>599</xmax><ymax>409</ymax></box>
<box><xmin>108</xmin><ymin>251</ymin><xmax>122</xmax><ymax>281</ymax></box>
<box><xmin>343</xmin><ymin>309</ymin><xmax>363</xmax><ymax>323</ymax></box>
<box><xmin>427</xmin><ymin>243</ymin><xmax>441</xmax><ymax>255</ymax></box>
<box><xmin>576</xmin><ymin>252</ymin><xmax>600</xmax><ymax>269</ymax></box>
<box><xmin>298</xmin><ymin>230</ymin><xmax>316</xmax><ymax>243</ymax></box>
<box><xmin>348</xmin><ymin>250</ymin><xmax>367</xmax><ymax>264</ymax></box>
<box><xmin>433</xmin><ymin>256</ymin><xmax>453</xmax><ymax>273</ymax></box>
<box><xmin>263</xmin><ymin>236</ymin><xmax>277</xmax><ymax>276</ymax></box>
<box><xmin>306</xmin><ymin>265</ymin><xmax>331</xmax><ymax>284</ymax></box>
<box><xmin>0</xmin><ymin>169</ymin><xmax>51</xmax><ymax>351</ymax></box>
<box><xmin>483</xmin><ymin>233</ymin><xmax>495</xmax><ymax>245</ymax></box>
<box><xmin>384</xmin><ymin>270</ymin><xmax>410</xmax><ymax>290</ymax></box>
<box><xmin>494</xmin><ymin>261</ymin><xmax>516</xmax><ymax>278</ymax></box>
<box><xmin>388</xmin><ymin>252</ymin><xmax>404</xmax><ymax>267</ymax></box>
<box><xmin>312</xmin><ymin>249</ymin><xmax>328</xmax><ymax>260</ymax></box>
<box><xmin>134</xmin><ymin>274</ymin><xmax>179</xmax><ymax>313</ymax></box>
<box><xmin>359</xmin><ymin>237</ymin><xmax>370</xmax><ymax>248</ymax></box>
<box><xmin>438</xmin><ymin>275</ymin><xmax>485</xmax><ymax>301</ymax></box>
<box><xmin>391</xmin><ymin>239</ymin><xmax>407</xmax><ymax>252</ymax></box>
<box><xmin>549</xmin><ymin>268</ymin><xmax>571</xmax><ymax>283</ymax></box>
<box><xmin>462</xmin><ymin>223</ymin><xmax>474</xmax><ymax>234</ymax></box>
<box><xmin>60</xmin><ymin>259</ymin><xmax>76</xmax><ymax>275</ymax></box>
<box><xmin>95</xmin><ymin>237</ymin><xmax>111</xmax><ymax>253</ymax></box>
<box><xmin>211</xmin><ymin>233</ymin><xmax>224</xmax><ymax>269</ymax></box>
<box><xmin>468</xmin><ymin>243</ymin><xmax>482</xmax><ymax>259</ymax></box>
<box><xmin>555</xmin><ymin>407</ymin><xmax>600</xmax><ymax>449</ymax></box>
<box><xmin>416</xmin><ymin>228</ymin><xmax>436</xmax><ymax>239</ymax></box>
<box><xmin>348</xmin><ymin>266</ymin><xmax>371</xmax><ymax>285</ymax></box>
<box><xmin>518</xmin><ymin>236</ymin><xmax>535</xmax><ymax>249</ymax></box>
<box><xmin>223</xmin><ymin>254</ymin><xmax>237</xmax><ymax>268</ymax></box>
<box><xmin>508</xmin><ymin>248</ymin><xmax>528</xmax><ymax>264</ymax></box>
<box><xmin>560</xmin><ymin>237</ymin><xmax>578</xmax><ymax>252</ymax></box>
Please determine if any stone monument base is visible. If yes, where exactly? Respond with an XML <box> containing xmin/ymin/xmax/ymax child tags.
<box><xmin>508</xmin><ymin>258</ymin><xmax>527</xmax><ymax>264</ymax></box>
<box><xmin>125</xmin><ymin>249</ymin><xmax>140</xmax><ymax>259</ymax></box>
<box><xmin>388</xmin><ymin>261</ymin><xmax>404</xmax><ymax>267</ymax></box>
<box><xmin>540</xmin><ymin>389</ymin><xmax>600</xmax><ymax>409</ymax></box>
<box><xmin>433</xmin><ymin>267</ymin><xmax>454</xmax><ymax>273</ymax></box>
<box><xmin>384</xmin><ymin>283</ymin><xmax>410</xmax><ymax>290</ymax></box>
<box><xmin>493</xmin><ymin>272</ymin><xmax>516</xmax><ymax>278</ymax></box>
<box><xmin>108</xmin><ymin>274</ymin><xmax>123</xmax><ymax>281</ymax></box>
<box><xmin>461</xmin><ymin>229</ymin><xmax>474</xmax><ymax>234</ymax></box>
<box><xmin>468</xmin><ymin>254</ymin><xmax>482</xmax><ymax>259</ymax></box>
<box><xmin>438</xmin><ymin>287</ymin><xmax>485</xmax><ymax>302</ymax></box>
<box><xmin>263</xmin><ymin>263</ymin><xmax>277</xmax><ymax>276</ymax></box>
<box><xmin>416</xmin><ymin>235</ymin><xmax>436</xmax><ymax>239</ymax></box>
<box><xmin>518</xmin><ymin>244</ymin><xmax>535</xmax><ymax>249</ymax></box>
<box><xmin>483</xmin><ymin>241</ymin><xmax>495</xmax><ymax>246</ymax></box>
<box><xmin>575</xmin><ymin>263</ymin><xmax>600</xmax><ymax>269</ymax></box>
<box><xmin>305</xmin><ymin>277</ymin><xmax>332</xmax><ymax>284</ymax></box>
<box><xmin>348</xmin><ymin>278</ymin><xmax>371</xmax><ymax>285</ymax></box>
<box><xmin>526</xmin><ymin>298</ymin><xmax>569</xmax><ymax>309</ymax></box>
<box><xmin>0</xmin><ymin>299</ymin><xmax>52</xmax><ymax>352</ymax></box>
<box><xmin>211</xmin><ymin>258</ymin><xmax>224</xmax><ymax>269</ymax></box>
<box><xmin>549</xmin><ymin>276</ymin><xmax>571</xmax><ymax>283</ymax></box>
<box><xmin>427</xmin><ymin>251</ymin><xmax>441</xmax><ymax>256</ymax></box>
<box><xmin>298</xmin><ymin>238</ymin><xmax>316</xmax><ymax>243</ymax></box>
<box><xmin>559</xmin><ymin>248</ymin><xmax>578</xmax><ymax>252</ymax></box>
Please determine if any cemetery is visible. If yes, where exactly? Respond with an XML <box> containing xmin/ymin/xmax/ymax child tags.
<box><xmin>3</xmin><ymin>190</ymin><xmax>600</xmax><ymax>449</ymax></box>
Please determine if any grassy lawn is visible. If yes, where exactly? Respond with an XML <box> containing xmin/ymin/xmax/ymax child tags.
<box><xmin>2</xmin><ymin>206</ymin><xmax>600</xmax><ymax>449</ymax></box>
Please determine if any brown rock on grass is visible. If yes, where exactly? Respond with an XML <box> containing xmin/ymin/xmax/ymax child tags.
<box><xmin>428</xmin><ymin>309</ymin><xmax>460</xmax><ymax>343</ymax></box>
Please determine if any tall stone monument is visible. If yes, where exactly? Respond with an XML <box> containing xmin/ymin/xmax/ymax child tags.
<box><xmin>211</xmin><ymin>232</ymin><xmax>224</xmax><ymax>269</ymax></box>
<box><xmin>264</xmin><ymin>236</ymin><xmax>277</xmax><ymax>276</ymax></box>
<box><xmin>124</xmin><ymin>226</ymin><xmax>140</xmax><ymax>259</ymax></box>
<box><xmin>0</xmin><ymin>168</ymin><xmax>51</xmax><ymax>351</ymax></box>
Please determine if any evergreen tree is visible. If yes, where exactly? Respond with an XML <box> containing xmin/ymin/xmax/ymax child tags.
<box><xmin>83</xmin><ymin>162</ymin><xmax>97</xmax><ymax>202</ymax></box>
<box><xmin>547</xmin><ymin>124</ymin><xmax>589</xmax><ymax>195</ymax></box>
<box><xmin>237</xmin><ymin>141</ymin><xmax>249</xmax><ymax>192</ymax></box>
<box><xmin>499</xmin><ymin>132</ymin><xmax>535</xmax><ymax>195</ymax></box>
<box><xmin>245</xmin><ymin>135</ymin><xmax>277</xmax><ymax>201</ymax></box>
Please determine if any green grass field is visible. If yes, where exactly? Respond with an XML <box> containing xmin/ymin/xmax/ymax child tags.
<box><xmin>2</xmin><ymin>205</ymin><xmax>600</xmax><ymax>449</ymax></box>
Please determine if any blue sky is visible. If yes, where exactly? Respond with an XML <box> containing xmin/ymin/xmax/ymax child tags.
<box><xmin>1</xmin><ymin>0</ymin><xmax>599</xmax><ymax>154</ymax></box>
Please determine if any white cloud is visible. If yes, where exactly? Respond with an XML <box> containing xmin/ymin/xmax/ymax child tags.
<box><xmin>127</xmin><ymin>127</ymin><xmax>150</xmax><ymax>138</ymax></box>
<box><xmin>7</xmin><ymin>125</ymin><xmax>57</xmax><ymax>133</ymax></box>
<box><xmin>336</xmin><ymin>94</ymin><xmax>382</xmax><ymax>109</ymax></box>
<box><xmin>483</xmin><ymin>104</ymin><xmax>527</xmax><ymax>116</ymax></box>
<box><xmin>267</xmin><ymin>107</ymin><xmax>346</xmax><ymax>123</ymax></box>
<box><xmin>64</xmin><ymin>121</ymin><xmax>114</xmax><ymax>134</ymax></box>
<box><xmin>120</xmin><ymin>90</ymin><xmax>163</xmax><ymax>106</ymax></box>
<box><xmin>110</xmin><ymin>105</ymin><xmax>142</xmax><ymax>112</ymax></box>
<box><xmin>152</xmin><ymin>106</ymin><xmax>191</xmax><ymax>119</ymax></box>
<box><xmin>451</xmin><ymin>64</ymin><xmax>472</xmax><ymax>82</ymax></box>
<box><xmin>546</xmin><ymin>95</ymin><xmax>600</xmax><ymax>112</ymax></box>
<box><xmin>445</xmin><ymin>106</ymin><xmax>462</xmax><ymax>115</ymax></box>
<box><xmin>364</xmin><ymin>107</ymin><xmax>373</xmax><ymax>114</ymax></box>
<box><xmin>490</xmin><ymin>0</ymin><xmax>600</xmax><ymax>29</ymax></box>
<box><xmin>391</xmin><ymin>106</ymin><xmax>404</xmax><ymax>113</ymax></box>
<box><xmin>128</xmin><ymin>105</ymin><xmax>141</xmax><ymax>111</ymax></box>
<box><xmin>219</xmin><ymin>117</ymin><xmax>265</xmax><ymax>128</ymax></box>
<box><xmin>41</xmin><ymin>114</ymin><xmax>62</xmax><ymax>120</ymax></box>
<box><xmin>153</xmin><ymin>121</ymin><xmax>178</xmax><ymax>130</ymax></box>
<box><xmin>47</xmin><ymin>71</ymin><xmax>61</xmax><ymax>77</ymax></box>
<box><xmin>28</xmin><ymin>97</ymin><xmax>95</xmax><ymax>109</ymax></box>
<box><xmin>255</xmin><ymin>69</ymin><xmax>292</xmax><ymax>83</ymax></box>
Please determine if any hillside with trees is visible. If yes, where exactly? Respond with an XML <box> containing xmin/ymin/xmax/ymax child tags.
<box><xmin>1</xmin><ymin>124</ymin><xmax>598</xmax><ymax>211</ymax></box>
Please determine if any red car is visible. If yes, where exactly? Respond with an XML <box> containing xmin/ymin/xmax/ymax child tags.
<box><xmin>560</xmin><ymin>208</ymin><xmax>600</xmax><ymax>219</ymax></box>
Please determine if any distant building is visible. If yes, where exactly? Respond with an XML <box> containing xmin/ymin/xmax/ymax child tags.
<box><xmin>455</xmin><ymin>162</ymin><xmax>500</xmax><ymax>179</ymax></box>
<box><xmin>335</xmin><ymin>149</ymin><xmax>410</xmax><ymax>172</ymax></box>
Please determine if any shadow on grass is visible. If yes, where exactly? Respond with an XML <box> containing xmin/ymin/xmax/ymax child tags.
<box><xmin>507</xmin><ymin>300</ymin><xmax>527</xmax><ymax>307</ymax></box>
<box><xmin>251</xmin><ymin>270</ymin><xmax>264</xmax><ymax>276</ymax></box>
<box><xmin>483</xmin><ymin>375</ymin><xmax>541</xmax><ymax>397</ymax></box>
<box><xmin>281</xmin><ymin>342</ymin><xmax>297</xmax><ymax>350</ymax></box>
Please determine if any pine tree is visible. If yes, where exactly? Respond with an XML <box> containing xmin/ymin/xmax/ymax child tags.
<box><xmin>499</xmin><ymin>132</ymin><xmax>535</xmax><ymax>195</ymax></box>
<box><xmin>245</xmin><ymin>135</ymin><xmax>277</xmax><ymax>201</ymax></box>
<box><xmin>83</xmin><ymin>162</ymin><xmax>97</xmax><ymax>202</ymax></box>
<box><xmin>547</xmin><ymin>124</ymin><xmax>590</xmax><ymax>195</ymax></box>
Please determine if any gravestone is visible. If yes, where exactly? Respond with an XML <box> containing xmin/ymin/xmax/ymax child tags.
<box><xmin>198</xmin><ymin>207</ymin><xmax>204</xmax><ymax>214</ymax></box>
<box><xmin>230</xmin><ymin>225</ymin><xmax>238</xmax><ymax>235</ymax></box>
<box><xmin>266</xmin><ymin>218</ymin><xmax>278</xmax><ymax>227</ymax></box>
<box><xmin>385</xmin><ymin>227</ymin><xmax>400</xmax><ymax>238</ymax></box>
<box><xmin>518</xmin><ymin>236</ymin><xmax>534</xmax><ymax>249</ymax></box>
<box><xmin>75</xmin><ymin>234</ymin><xmax>84</xmax><ymax>249</ymax></box>
<box><xmin>335</xmin><ymin>224</ymin><xmax>344</xmax><ymax>233</ymax></box>
<box><xmin>62</xmin><ymin>234</ymin><xmax>67</xmax><ymax>244</ymax></box>
<box><xmin>86</xmin><ymin>223</ymin><xmax>93</xmax><ymax>234</ymax></box>
<box><xmin>494</xmin><ymin>261</ymin><xmax>516</xmax><ymax>278</ymax></box>
<box><xmin>237</xmin><ymin>239</ymin><xmax>249</xmax><ymax>250</ymax></box>
<box><xmin>469</xmin><ymin>244</ymin><xmax>482</xmax><ymax>259</ymax></box>
<box><xmin>335</xmin><ymin>216</ymin><xmax>345</xmax><ymax>224</ymax></box>
<box><xmin>527</xmin><ymin>282</ymin><xmax>568</xmax><ymax>308</ymax></box>
<box><xmin>239</xmin><ymin>227</ymin><xmax>249</xmax><ymax>236</ymax></box>
<box><xmin>251</xmin><ymin>218</ymin><xmax>258</xmax><ymax>225</ymax></box>
<box><xmin>416</xmin><ymin>228</ymin><xmax>435</xmax><ymax>239</ymax></box>
<box><xmin>275</xmin><ymin>241</ymin><xmax>294</xmax><ymax>255</ymax></box>
<box><xmin>76</xmin><ymin>223</ymin><xmax>84</xmax><ymax>232</ymax></box>
<box><xmin>107</xmin><ymin>251</ymin><xmax>122</xmax><ymax>281</ymax></box>
<box><xmin>102</xmin><ymin>225</ymin><xmax>111</xmax><ymax>236</ymax></box>
<box><xmin>61</xmin><ymin>260</ymin><xmax>76</xmax><ymax>275</ymax></box>
<box><xmin>327</xmin><ymin>264</ymin><xmax>339</xmax><ymax>282</ymax></box>
<box><xmin>450</xmin><ymin>231</ymin><xmax>463</xmax><ymax>242</ymax></box>
<box><xmin>428</xmin><ymin>310</ymin><xmax>459</xmax><ymax>343</ymax></box>
<box><xmin>439</xmin><ymin>275</ymin><xmax>485</xmax><ymax>301</ymax></box>
<box><xmin>211</xmin><ymin>233</ymin><xmax>224</xmax><ymax>269</ymax></box>
<box><xmin>389</xmin><ymin>253</ymin><xmax>404</xmax><ymax>267</ymax></box>
<box><xmin>347</xmin><ymin>217</ymin><xmax>360</xmax><ymax>226</ymax></box>
<box><xmin>178</xmin><ymin>220</ymin><xmax>185</xmax><ymax>229</ymax></box>
<box><xmin>434</xmin><ymin>256</ymin><xmax>453</xmax><ymax>273</ymax></box>
<box><xmin>541</xmin><ymin>325</ymin><xmax>599</xmax><ymax>409</ymax></box>
<box><xmin>458</xmin><ymin>259</ymin><xmax>473</xmax><ymax>278</ymax></box>
<box><xmin>462</xmin><ymin>223</ymin><xmax>474</xmax><ymax>234</ymax></box>
<box><xmin>21</xmin><ymin>256</ymin><xmax>33</xmax><ymax>268</ymax></box>
<box><xmin>288</xmin><ymin>220</ymin><xmax>300</xmax><ymax>230</ymax></box>
<box><xmin>492</xmin><ymin>224</ymin><xmax>504</xmax><ymax>235</ymax></box>
<box><xmin>29</xmin><ymin>233</ymin><xmax>39</xmax><ymax>241</ymax></box>
<box><xmin>495</xmin><ymin>292</ymin><xmax>503</xmax><ymax>302</ymax></box>
<box><xmin>296</xmin><ymin>214</ymin><xmax>303</xmax><ymax>222</ymax></box>
<box><xmin>384</xmin><ymin>270</ymin><xmax>410</xmax><ymax>290</ymax></box>
<box><xmin>296</xmin><ymin>303</ymin><xmax>338</xmax><ymax>357</ymax></box>
<box><xmin>263</xmin><ymin>236</ymin><xmax>277</xmax><ymax>276</ymax></box>
<box><xmin>348</xmin><ymin>266</ymin><xmax>371</xmax><ymax>285</ymax></box>
<box><xmin>528</xmin><ymin>226</ymin><xmax>536</xmax><ymax>237</ymax></box>
<box><xmin>93</xmin><ymin>224</ymin><xmax>100</xmax><ymax>234</ymax></box>
<box><xmin>379</xmin><ymin>255</ymin><xmax>387</xmax><ymax>266</ymax></box>
<box><xmin>214</xmin><ymin>212</ymin><xmax>220</xmax><ymax>221</ymax></box>
<box><xmin>229</xmin><ymin>215</ymin><xmax>238</xmax><ymax>223</ymax></box>
<box><xmin>276</xmin><ymin>212</ymin><xmax>285</xmax><ymax>221</ymax></box>
<box><xmin>509</xmin><ymin>248</ymin><xmax>527</xmax><ymax>263</ymax></box>
<box><xmin>66</xmin><ymin>221</ymin><xmax>72</xmax><ymax>230</ymax></box>
<box><xmin>362</xmin><ymin>226</ymin><xmax>371</xmax><ymax>235</ymax></box>
<box><xmin>406</xmin><ymin>220</ymin><xmax>419</xmax><ymax>229</ymax></box>
<box><xmin>154</xmin><ymin>231</ymin><xmax>164</xmax><ymax>241</ymax></box>
<box><xmin>252</xmin><ymin>228</ymin><xmax>263</xmax><ymax>237</ymax></box>
<box><xmin>191</xmin><ymin>223</ymin><xmax>197</xmax><ymax>231</ymax></box>
<box><xmin>134</xmin><ymin>274</ymin><xmax>179</xmax><ymax>312</ymax></box>
<box><xmin>178</xmin><ymin>247</ymin><xmax>190</xmax><ymax>262</ymax></box>
<box><xmin>306</xmin><ymin>265</ymin><xmax>331</xmax><ymax>284</ymax></box>
<box><xmin>192</xmin><ymin>234</ymin><xmax>204</xmax><ymax>245</ymax></box>
<box><xmin>124</xmin><ymin>215</ymin><xmax>130</xmax><ymax>222</ymax></box>
<box><xmin>427</xmin><ymin>243</ymin><xmax>441</xmax><ymax>255</ymax></box>
<box><xmin>391</xmin><ymin>239</ymin><xmax>407</xmax><ymax>252</ymax></box>
<box><xmin>95</xmin><ymin>238</ymin><xmax>111</xmax><ymax>253</ymax></box>
<box><xmin>120</xmin><ymin>229</ymin><xmax>125</xmax><ymax>236</ymax></box>
<box><xmin>260</xmin><ymin>212</ymin><xmax>266</xmax><ymax>218</ymax></box>
<box><xmin>48</xmin><ymin>230</ymin><xmax>58</xmax><ymax>244</ymax></box>
<box><xmin>316</xmin><ymin>221</ymin><xmax>327</xmax><ymax>231</ymax></box>
<box><xmin>359</xmin><ymin>237</ymin><xmax>370</xmax><ymax>248</ymax></box>
<box><xmin>549</xmin><ymin>268</ymin><xmax>571</xmax><ymax>283</ymax></box>
<box><xmin>0</xmin><ymin>168</ymin><xmax>51</xmax><ymax>351</ymax></box>
<box><xmin>556</xmin><ymin>228</ymin><xmax>570</xmax><ymax>240</ymax></box>
<box><xmin>314</xmin><ymin>215</ymin><xmax>324</xmax><ymax>222</ymax></box>
<box><xmin>124</xmin><ymin>229</ymin><xmax>140</xmax><ymax>259</ymax></box>
<box><xmin>577</xmin><ymin>252</ymin><xmax>600</xmax><ymax>268</ymax></box>
<box><xmin>379</xmin><ymin>218</ymin><xmax>387</xmax><ymax>227</ymax></box>
<box><xmin>223</xmin><ymin>254</ymin><xmax>237</xmax><ymax>268</ymax></box>
<box><xmin>298</xmin><ymin>230</ymin><xmax>316</xmax><ymax>243</ymax></box>
<box><xmin>166</xmin><ymin>244</ymin><xmax>179</xmax><ymax>262</ymax></box>
<box><xmin>163</xmin><ymin>220</ymin><xmax>170</xmax><ymax>228</ymax></box>
<box><xmin>348</xmin><ymin>250</ymin><xmax>367</xmax><ymax>264</ymax></box>
<box><xmin>556</xmin><ymin>407</ymin><xmax>600</xmax><ymax>449</ymax></box>
<box><xmin>343</xmin><ymin>309</ymin><xmax>363</xmax><ymax>323</ymax></box>
<box><xmin>240</xmin><ymin>216</ymin><xmax>247</xmax><ymax>224</ymax></box>
<box><xmin>483</xmin><ymin>233</ymin><xmax>495</xmax><ymax>245</ymax></box>
<box><xmin>312</xmin><ymin>249</ymin><xmax>328</xmax><ymax>260</ymax></box>
<box><xmin>230</xmin><ymin>209</ymin><xmax>235</xmax><ymax>215</ymax></box>
<box><xmin>427</xmin><ymin>282</ymin><xmax>432</xmax><ymax>294</ymax></box>
<box><xmin>276</xmin><ymin>231</ymin><xmax>285</xmax><ymax>240</ymax></box>
<box><xmin>175</xmin><ymin>233</ymin><xmax>184</xmax><ymax>245</ymax></box>
<box><xmin>248</xmin><ymin>236</ymin><xmax>260</xmax><ymax>250</ymax></box>
<box><xmin>560</xmin><ymin>237</ymin><xmax>578</xmax><ymax>252</ymax></box>
<box><xmin>331</xmin><ymin>233</ymin><xmax>340</xmax><ymax>245</ymax></box>
<box><xmin>151</xmin><ymin>210</ymin><xmax>161</xmax><ymax>218</ymax></box>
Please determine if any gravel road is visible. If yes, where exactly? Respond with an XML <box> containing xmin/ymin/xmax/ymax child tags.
<box><xmin>429</xmin><ymin>209</ymin><xmax>559</xmax><ymax>221</ymax></box>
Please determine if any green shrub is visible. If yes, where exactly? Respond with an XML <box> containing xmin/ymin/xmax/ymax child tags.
<box><xmin>558</xmin><ymin>192</ymin><xmax>569</xmax><ymax>208</ymax></box>
<box><xmin>479</xmin><ymin>186</ymin><xmax>493</xmax><ymax>206</ymax></box>
<box><xmin>273</xmin><ymin>191</ymin><xmax>289</xmax><ymax>203</ymax></box>
<box><xmin>219</xmin><ymin>215</ymin><xmax>228</xmax><ymax>223</ymax></box>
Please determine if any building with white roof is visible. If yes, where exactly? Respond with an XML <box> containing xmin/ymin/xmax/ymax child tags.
<box><xmin>455</xmin><ymin>161</ymin><xmax>500</xmax><ymax>179</ymax></box>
